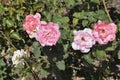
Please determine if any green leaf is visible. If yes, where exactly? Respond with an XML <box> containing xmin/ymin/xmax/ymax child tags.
<box><xmin>63</xmin><ymin>44</ymin><xmax>69</xmax><ymax>52</ymax></box>
<box><xmin>117</xmin><ymin>21</ymin><xmax>120</xmax><ymax>32</ymax></box>
<box><xmin>0</xmin><ymin>59</ymin><xmax>6</xmax><ymax>66</ymax></box>
<box><xmin>33</xmin><ymin>41</ymin><xmax>40</xmax><ymax>47</ymax></box>
<box><xmin>83</xmin><ymin>54</ymin><xmax>93</xmax><ymax>64</ymax></box>
<box><xmin>16</xmin><ymin>7</ymin><xmax>25</xmax><ymax>15</ymax></box>
<box><xmin>56</xmin><ymin>60</ymin><xmax>65</xmax><ymax>70</ymax></box>
<box><xmin>118</xmin><ymin>51</ymin><xmax>120</xmax><ymax>59</ymax></box>
<box><xmin>6</xmin><ymin>19</ymin><xmax>14</xmax><ymax>27</ymax></box>
<box><xmin>31</xmin><ymin>42</ymin><xmax>41</xmax><ymax>58</ymax></box>
<box><xmin>40</xmin><ymin>69</ymin><xmax>47</xmax><ymax>77</ymax></box>
<box><xmin>0</xmin><ymin>4</ymin><xmax>8</xmax><ymax>13</ymax></box>
<box><xmin>10</xmin><ymin>32</ymin><xmax>21</xmax><ymax>40</ymax></box>
<box><xmin>95</xmin><ymin>10</ymin><xmax>108</xmax><ymax>21</ymax></box>
<box><xmin>86</xmin><ymin>12</ymin><xmax>96</xmax><ymax>17</ymax></box>
<box><xmin>95</xmin><ymin>50</ymin><xmax>106</xmax><ymax>60</ymax></box>
<box><xmin>61</xmin><ymin>29</ymin><xmax>68</xmax><ymax>39</ymax></box>
<box><xmin>62</xmin><ymin>17</ymin><xmax>69</xmax><ymax>23</ymax></box>
<box><xmin>73</xmin><ymin>18</ymin><xmax>79</xmax><ymax>26</ymax></box>
<box><xmin>88</xmin><ymin>17</ymin><xmax>96</xmax><ymax>22</ymax></box>
<box><xmin>82</xmin><ymin>20</ymin><xmax>88</xmax><ymax>27</ymax></box>
<box><xmin>76</xmin><ymin>0</ymin><xmax>82</xmax><ymax>2</ymax></box>
<box><xmin>73</xmin><ymin>12</ymin><xmax>84</xmax><ymax>19</ymax></box>
<box><xmin>64</xmin><ymin>0</ymin><xmax>75</xmax><ymax>7</ymax></box>
<box><xmin>43</xmin><ymin>12</ymin><xmax>52</xmax><ymax>22</ymax></box>
<box><xmin>19</xmin><ymin>0</ymin><xmax>25</xmax><ymax>4</ymax></box>
<box><xmin>34</xmin><ymin>47</ymin><xmax>40</xmax><ymax>58</ymax></box>
<box><xmin>105</xmin><ymin>46</ymin><xmax>115</xmax><ymax>51</ymax></box>
<box><xmin>16</xmin><ymin>14</ymin><xmax>20</xmax><ymax>21</ymax></box>
<box><xmin>91</xmin><ymin>0</ymin><xmax>100</xmax><ymax>4</ymax></box>
<box><xmin>63</xmin><ymin>53</ymin><xmax>69</xmax><ymax>59</ymax></box>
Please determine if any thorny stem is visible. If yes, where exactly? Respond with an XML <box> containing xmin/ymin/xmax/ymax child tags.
<box><xmin>0</xmin><ymin>31</ymin><xmax>16</xmax><ymax>49</ymax></box>
<box><xmin>102</xmin><ymin>0</ymin><xmax>112</xmax><ymax>22</ymax></box>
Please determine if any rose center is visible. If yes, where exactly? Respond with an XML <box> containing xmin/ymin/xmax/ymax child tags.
<box><xmin>81</xmin><ymin>37</ymin><xmax>85</xmax><ymax>41</ymax></box>
<box><xmin>102</xmin><ymin>29</ymin><xmax>105</xmax><ymax>33</ymax></box>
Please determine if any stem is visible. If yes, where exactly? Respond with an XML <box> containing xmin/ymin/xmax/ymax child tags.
<box><xmin>0</xmin><ymin>31</ymin><xmax>16</xmax><ymax>49</ymax></box>
<box><xmin>102</xmin><ymin>0</ymin><xmax>112</xmax><ymax>22</ymax></box>
<box><xmin>69</xmin><ymin>65</ymin><xmax>81</xmax><ymax>70</ymax></box>
<box><xmin>24</xmin><ymin>60</ymin><xmax>41</xmax><ymax>80</ymax></box>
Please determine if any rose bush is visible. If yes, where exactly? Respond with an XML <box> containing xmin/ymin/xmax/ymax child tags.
<box><xmin>0</xmin><ymin>0</ymin><xmax>120</xmax><ymax>80</ymax></box>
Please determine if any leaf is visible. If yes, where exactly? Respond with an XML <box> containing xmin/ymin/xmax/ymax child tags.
<box><xmin>40</xmin><ymin>69</ymin><xmax>47</xmax><ymax>77</ymax></box>
<box><xmin>31</xmin><ymin>42</ymin><xmax>41</xmax><ymax>58</ymax></box>
<box><xmin>76</xmin><ymin>0</ymin><xmax>82</xmax><ymax>2</ymax></box>
<box><xmin>43</xmin><ymin>12</ymin><xmax>52</xmax><ymax>22</ymax></box>
<box><xmin>83</xmin><ymin>54</ymin><xmax>93</xmax><ymax>64</ymax></box>
<box><xmin>118</xmin><ymin>51</ymin><xmax>120</xmax><ymax>59</ymax></box>
<box><xmin>88</xmin><ymin>17</ymin><xmax>96</xmax><ymax>22</ymax></box>
<box><xmin>63</xmin><ymin>53</ymin><xmax>69</xmax><ymax>59</ymax></box>
<box><xmin>60</xmin><ymin>29</ymin><xmax>68</xmax><ymax>39</ymax></box>
<box><xmin>19</xmin><ymin>0</ymin><xmax>25</xmax><ymax>4</ymax></box>
<box><xmin>82</xmin><ymin>20</ymin><xmax>88</xmax><ymax>27</ymax></box>
<box><xmin>10</xmin><ymin>32</ymin><xmax>21</xmax><ymax>40</ymax></box>
<box><xmin>73</xmin><ymin>18</ymin><xmax>79</xmax><ymax>26</ymax></box>
<box><xmin>6</xmin><ymin>19</ymin><xmax>14</xmax><ymax>27</ymax></box>
<box><xmin>0</xmin><ymin>59</ymin><xmax>6</xmax><ymax>66</ymax></box>
<box><xmin>95</xmin><ymin>50</ymin><xmax>106</xmax><ymax>60</ymax></box>
<box><xmin>64</xmin><ymin>0</ymin><xmax>75</xmax><ymax>7</ymax></box>
<box><xmin>56</xmin><ymin>60</ymin><xmax>65</xmax><ymax>70</ymax></box>
<box><xmin>33</xmin><ymin>41</ymin><xmax>40</xmax><ymax>47</ymax></box>
<box><xmin>62</xmin><ymin>17</ymin><xmax>69</xmax><ymax>23</ymax></box>
<box><xmin>86</xmin><ymin>12</ymin><xmax>96</xmax><ymax>17</ymax></box>
<box><xmin>95</xmin><ymin>10</ymin><xmax>108</xmax><ymax>21</ymax></box>
<box><xmin>91</xmin><ymin>0</ymin><xmax>100</xmax><ymax>4</ymax></box>
<box><xmin>0</xmin><ymin>4</ymin><xmax>8</xmax><ymax>13</ymax></box>
<box><xmin>33</xmin><ymin>47</ymin><xmax>41</xmax><ymax>58</ymax></box>
<box><xmin>105</xmin><ymin>46</ymin><xmax>115</xmax><ymax>51</ymax></box>
<box><xmin>117</xmin><ymin>21</ymin><xmax>120</xmax><ymax>32</ymax></box>
<box><xmin>63</xmin><ymin>44</ymin><xmax>69</xmax><ymax>52</ymax></box>
<box><xmin>16</xmin><ymin>14</ymin><xmax>20</xmax><ymax>21</ymax></box>
<box><xmin>73</xmin><ymin>12</ymin><xmax>81</xmax><ymax>18</ymax></box>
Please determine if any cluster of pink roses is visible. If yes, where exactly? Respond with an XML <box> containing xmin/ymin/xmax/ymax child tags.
<box><xmin>23</xmin><ymin>13</ymin><xmax>117</xmax><ymax>53</ymax></box>
<box><xmin>23</xmin><ymin>13</ymin><xmax>61</xmax><ymax>46</ymax></box>
<box><xmin>72</xmin><ymin>20</ymin><xmax>116</xmax><ymax>53</ymax></box>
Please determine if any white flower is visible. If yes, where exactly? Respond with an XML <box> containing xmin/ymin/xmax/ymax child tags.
<box><xmin>12</xmin><ymin>49</ymin><xmax>27</xmax><ymax>67</ymax></box>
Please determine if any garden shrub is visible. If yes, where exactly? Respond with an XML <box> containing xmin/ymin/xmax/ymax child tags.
<box><xmin>0</xmin><ymin>0</ymin><xmax>120</xmax><ymax>80</ymax></box>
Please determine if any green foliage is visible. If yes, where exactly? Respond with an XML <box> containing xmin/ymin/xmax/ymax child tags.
<box><xmin>0</xmin><ymin>0</ymin><xmax>120</xmax><ymax>80</ymax></box>
<box><xmin>73</xmin><ymin>10</ymin><xmax>108</xmax><ymax>28</ymax></box>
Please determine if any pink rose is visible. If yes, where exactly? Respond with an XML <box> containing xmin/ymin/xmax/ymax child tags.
<box><xmin>23</xmin><ymin>13</ymin><xmax>41</xmax><ymax>35</ymax></box>
<box><xmin>28</xmin><ymin>21</ymin><xmax>47</xmax><ymax>38</ymax></box>
<box><xmin>72</xmin><ymin>28</ymin><xmax>95</xmax><ymax>53</ymax></box>
<box><xmin>93</xmin><ymin>20</ymin><xmax>116</xmax><ymax>45</ymax></box>
<box><xmin>35</xmin><ymin>22</ymin><xmax>61</xmax><ymax>46</ymax></box>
